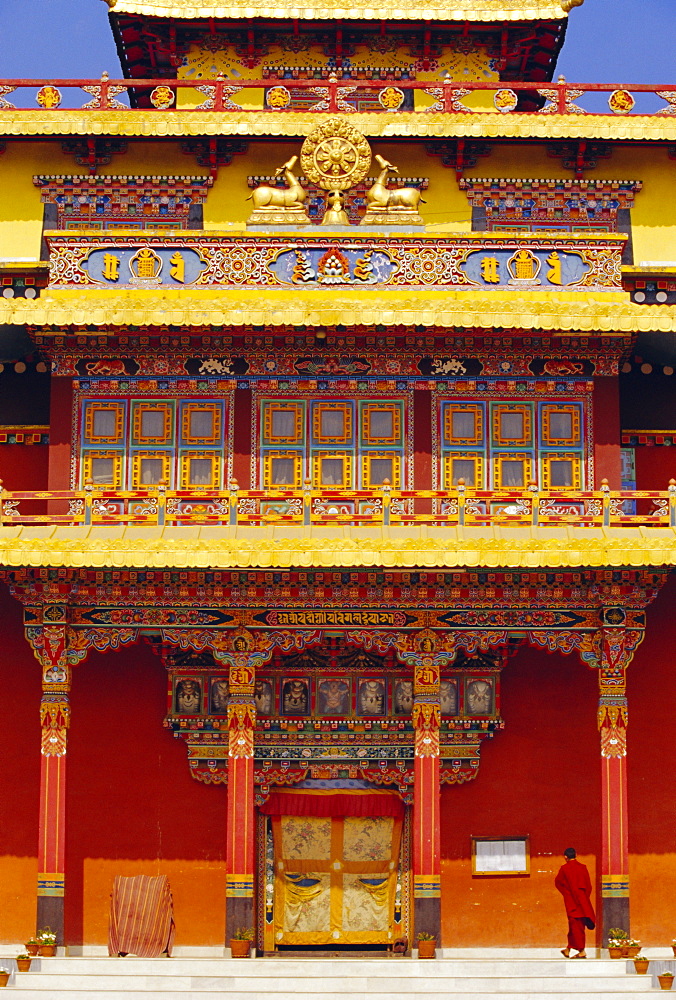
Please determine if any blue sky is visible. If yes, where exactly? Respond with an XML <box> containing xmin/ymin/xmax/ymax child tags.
<box><xmin>1</xmin><ymin>0</ymin><xmax>674</xmax><ymax>82</ymax></box>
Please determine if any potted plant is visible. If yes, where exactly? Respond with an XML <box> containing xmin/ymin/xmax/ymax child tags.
<box><xmin>658</xmin><ymin>971</ymin><xmax>675</xmax><ymax>991</ymax></box>
<box><xmin>625</xmin><ymin>938</ymin><xmax>641</xmax><ymax>958</ymax></box>
<box><xmin>633</xmin><ymin>954</ymin><xmax>650</xmax><ymax>975</ymax></box>
<box><xmin>608</xmin><ymin>927</ymin><xmax>628</xmax><ymax>958</ymax></box>
<box><xmin>16</xmin><ymin>954</ymin><xmax>33</xmax><ymax>972</ymax></box>
<box><xmin>230</xmin><ymin>927</ymin><xmax>254</xmax><ymax>958</ymax></box>
<box><xmin>417</xmin><ymin>931</ymin><xmax>436</xmax><ymax>959</ymax></box>
<box><xmin>0</xmin><ymin>968</ymin><xmax>9</xmax><ymax>988</ymax></box>
<box><xmin>37</xmin><ymin>928</ymin><xmax>57</xmax><ymax>956</ymax></box>
<box><xmin>672</xmin><ymin>940</ymin><xmax>676</xmax><ymax>958</ymax></box>
<box><xmin>25</xmin><ymin>938</ymin><xmax>40</xmax><ymax>956</ymax></box>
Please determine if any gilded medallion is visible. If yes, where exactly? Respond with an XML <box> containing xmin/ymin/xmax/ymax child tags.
<box><xmin>300</xmin><ymin>118</ymin><xmax>372</xmax><ymax>192</ymax></box>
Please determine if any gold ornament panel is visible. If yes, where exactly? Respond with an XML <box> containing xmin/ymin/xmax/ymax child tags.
<box><xmin>301</xmin><ymin>119</ymin><xmax>372</xmax><ymax>191</ymax></box>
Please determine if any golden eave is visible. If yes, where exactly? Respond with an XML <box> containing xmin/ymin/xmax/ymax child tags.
<box><xmin>2</xmin><ymin>110</ymin><xmax>675</xmax><ymax>143</ymax></box>
<box><xmin>105</xmin><ymin>0</ymin><xmax>576</xmax><ymax>21</ymax></box>
<box><xmin>5</xmin><ymin>287</ymin><xmax>676</xmax><ymax>334</ymax></box>
<box><xmin>0</xmin><ymin>523</ymin><xmax>673</xmax><ymax>571</ymax></box>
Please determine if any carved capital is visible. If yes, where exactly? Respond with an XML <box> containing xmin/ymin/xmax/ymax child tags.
<box><xmin>40</xmin><ymin>695</ymin><xmax>70</xmax><ymax>757</ymax></box>
<box><xmin>598</xmin><ymin>702</ymin><xmax>628</xmax><ymax>758</ymax></box>
<box><xmin>228</xmin><ymin>700</ymin><xmax>256</xmax><ymax>758</ymax></box>
<box><xmin>413</xmin><ymin>700</ymin><xmax>440</xmax><ymax>758</ymax></box>
<box><xmin>26</xmin><ymin>622</ymin><xmax>70</xmax><ymax>686</ymax></box>
<box><xmin>212</xmin><ymin>627</ymin><xmax>275</xmax><ymax>694</ymax></box>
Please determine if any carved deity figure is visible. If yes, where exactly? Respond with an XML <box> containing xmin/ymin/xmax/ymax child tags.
<box><xmin>282</xmin><ymin>679</ymin><xmax>309</xmax><ymax>715</ymax></box>
<box><xmin>394</xmin><ymin>680</ymin><xmax>414</xmax><ymax>715</ymax></box>
<box><xmin>359</xmin><ymin>679</ymin><xmax>385</xmax><ymax>715</ymax></box>
<box><xmin>210</xmin><ymin>679</ymin><xmax>230</xmax><ymax>714</ymax></box>
<box><xmin>318</xmin><ymin>678</ymin><xmax>350</xmax><ymax>715</ymax></box>
<box><xmin>176</xmin><ymin>678</ymin><xmax>201</xmax><ymax>714</ymax></box>
<box><xmin>466</xmin><ymin>679</ymin><xmax>493</xmax><ymax>715</ymax></box>
<box><xmin>254</xmin><ymin>680</ymin><xmax>273</xmax><ymax>716</ymax></box>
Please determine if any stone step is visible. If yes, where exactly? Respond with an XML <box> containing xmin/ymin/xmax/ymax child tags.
<box><xmin>7</xmin><ymin>972</ymin><xmax>657</xmax><ymax>989</ymax></box>
<box><xmin>0</xmin><ymin>991</ymin><xmax>662</xmax><ymax>1000</ymax></box>
<box><xmin>1</xmin><ymin>955</ymin><xmax>666</xmax><ymax>1000</ymax></box>
<box><xmin>2</xmin><ymin>958</ymin><xmax>640</xmax><ymax>976</ymax></box>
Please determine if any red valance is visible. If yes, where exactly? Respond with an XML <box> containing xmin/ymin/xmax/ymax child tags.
<box><xmin>260</xmin><ymin>789</ymin><xmax>404</xmax><ymax>818</ymax></box>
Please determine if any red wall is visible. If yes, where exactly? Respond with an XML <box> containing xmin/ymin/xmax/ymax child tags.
<box><xmin>594</xmin><ymin>379</ymin><xmax>622</xmax><ymax>488</ymax></box>
<box><xmin>0</xmin><ymin>586</ymin><xmax>42</xmax><ymax>944</ymax></box>
<box><xmin>440</xmin><ymin>643</ymin><xmax>600</xmax><ymax>946</ymax></box>
<box><xmin>626</xmin><ymin>573</ymin><xmax>676</xmax><ymax>943</ymax></box>
<box><xmin>0</xmin><ymin>445</ymin><xmax>49</xmax><ymax>491</ymax></box>
<box><xmin>65</xmin><ymin>642</ymin><xmax>228</xmax><ymax>946</ymax></box>
<box><xmin>634</xmin><ymin>446</ymin><xmax>675</xmax><ymax>491</ymax></box>
<box><xmin>48</xmin><ymin>378</ymin><xmax>74</xmax><ymax>491</ymax></box>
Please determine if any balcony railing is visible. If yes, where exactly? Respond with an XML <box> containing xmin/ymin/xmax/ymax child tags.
<box><xmin>1</xmin><ymin>480</ymin><xmax>674</xmax><ymax>529</ymax></box>
<box><xmin>1</xmin><ymin>76</ymin><xmax>676</xmax><ymax>118</ymax></box>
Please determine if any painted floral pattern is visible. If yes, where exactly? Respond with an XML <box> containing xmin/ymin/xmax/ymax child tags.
<box><xmin>343</xmin><ymin>816</ymin><xmax>394</xmax><ymax>862</ymax></box>
<box><xmin>281</xmin><ymin>816</ymin><xmax>332</xmax><ymax>860</ymax></box>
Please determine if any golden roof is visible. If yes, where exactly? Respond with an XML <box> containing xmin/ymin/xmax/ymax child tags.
<box><xmin>2</xmin><ymin>108</ymin><xmax>675</xmax><ymax>142</ymax></box>
<box><xmin>0</xmin><ymin>522</ymin><xmax>672</xmax><ymax>571</ymax></box>
<box><xmin>6</xmin><ymin>287</ymin><xmax>676</xmax><ymax>335</ymax></box>
<box><xmin>105</xmin><ymin>0</ymin><xmax>580</xmax><ymax>22</ymax></box>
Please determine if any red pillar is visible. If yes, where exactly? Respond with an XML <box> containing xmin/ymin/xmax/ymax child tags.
<box><xmin>28</xmin><ymin>615</ymin><xmax>71</xmax><ymax>943</ymax></box>
<box><xmin>412</xmin><ymin>648</ymin><xmax>441</xmax><ymax>942</ymax></box>
<box><xmin>597</xmin><ymin>622</ymin><xmax>642</xmax><ymax>940</ymax></box>
<box><xmin>226</xmin><ymin>737</ymin><xmax>255</xmax><ymax>940</ymax></box>
<box><xmin>220</xmin><ymin>632</ymin><xmax>261</xmax><ymax>946</ymax></box>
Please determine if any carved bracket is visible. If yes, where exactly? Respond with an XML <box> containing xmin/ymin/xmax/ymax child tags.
<box><xmin>61</xmin><ymin>139</ymin><xmax>128</xmax><ymax>175</ymax></box>
<box><xmin>426</xmin><ymin>140</ymin><xmax>492</xmax><ymax>181</ymax></box>
<box><xmin>180</xmin><ymin>138</ymin><xmax>248</xmax><ymax>178</ymax></box>
<box><xmin>546</xmin><ymin>141</ymin><xmax>612</xmax><ymax>179</ymax></box>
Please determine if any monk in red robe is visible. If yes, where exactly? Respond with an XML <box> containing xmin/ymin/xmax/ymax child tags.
<box><xmin>555</xmin><ymin>847</ymin><xmax>596</xmax><ymax>958</ymax></box>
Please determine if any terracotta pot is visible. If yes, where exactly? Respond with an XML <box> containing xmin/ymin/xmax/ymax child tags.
<box><xmin>608</xmin><ymin>946</ymin><xmax>623</xmax><ymax>959</ymax></box>
<box><xmin>230</xmin><ymin>939</ymin><xmax>251</xmax><ymax>958</ymax></box>
<box><xmin>658</xmin><ymin>975</ymin><xmax>675</xmax><ymax>991</ymax></box>
<box><xmin>626</xmin><ymin>946</ymin><xmax>641</xmax><ymax>958</ymax></box>
<box><xmin>672</xmin><ymin>946</ymin><xmax>676</xmax><ymax>958</ymax></box>
<box><xmin>38</xmin><ymin>945</ymin><xmax>56</xmax><ymax>957</ymax></box>
<box><xmin>633</xmin><ymin>959</ymin><xmax>650</xmax><ymax>975</ymax></box>
<box><xmin>16</xmin><ymin>959</ymin><xmax>32</xmax><ymax>972</ymax></box>
<box><xmin>0</xmin><ymin>971</ymin><xmax>9</xmax><ymax>988</ymax></box>
<box><xmin>25</xmin><ymin>944</ymin><xmax>39</xmax><ymax>956</ymax></box>
<box><xmin>417</xmin><ymin>939</ymin><xmax>436</xmax><ymax>959</ymax></box>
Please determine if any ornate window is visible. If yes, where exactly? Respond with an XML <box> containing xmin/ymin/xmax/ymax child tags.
<box><xmin>80</xmin><ymin>396</ymin><xmax>227</xmax><ymax>489</ymax></box>
<box><xmin>460</xmin><ymin>178</ymin><xmax>641</xmax><ymax>234</ymax></box>
<box><xmin>34</xmin><ymin>176</ymin><xmax>212</xmax><ymax>231</ymax></box>
<box><xmin>260</xmin><ymin>398</ymin><xmax>405</xmax><ymax>490</ymax></box>
<box><xmin>440</xmin><ymin>399</ymin><xmax>585</xmax><ymax>489</ymax></box>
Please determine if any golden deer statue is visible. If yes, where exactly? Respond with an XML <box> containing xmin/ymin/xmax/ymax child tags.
<box><xmin>362</xmin><ymin>154</ymin><xmax>425</xmax><ymax>224</ymax></box>
<box><xmin>246</xmin><ymin>155</ymin><xmax>311</xmax><ymax>226</ymax></box>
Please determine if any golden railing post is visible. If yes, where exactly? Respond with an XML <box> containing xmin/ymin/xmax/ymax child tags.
<box><xmin>382</xmin><ymin>479</ymin><xmax>391</xmax><ymax>526</ymax></box>
<box><xmin>157</xmin><ymin>481</ymin><xmax>166</xmax><ymax>526</ymax></box>
<box><xmin>303</xmin><ymin>478</ymin><xmax>312</xmax><ymax>526</ymax></box>
<box><xmin>529</xmin><ymin>480</ymin><xmax>539</xmax><ymax>526</ymax></box>
<box><xmin>229</xmin><ymin>479</ymin><xmax>239</xmax><ymax>526</ymax></box>
<box><xmin>83</xmin><ymin>479</ymin><xmax>94</xmax><ymax>526</ymax></box>
<box><xmin>600</xmin><ymin>478</ymin><xmax>611</xmax><ymax>527</ymax></box>
<box><xmin>457</xmin><ymin>478</ymin><xmax>466</xmax><ymax>526</ymax></box>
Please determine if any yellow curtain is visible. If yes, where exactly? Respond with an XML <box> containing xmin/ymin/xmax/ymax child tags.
<box><xmin>273</xmin><ymin>810</ymin><xmax>401</xmax><ymax>946</ymax></box>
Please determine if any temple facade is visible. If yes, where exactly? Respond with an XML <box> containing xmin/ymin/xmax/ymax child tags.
<box><xmin>1</xmin><ymin>0</ymin><xmax>676</xmax><ymax>956</ymax></box>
